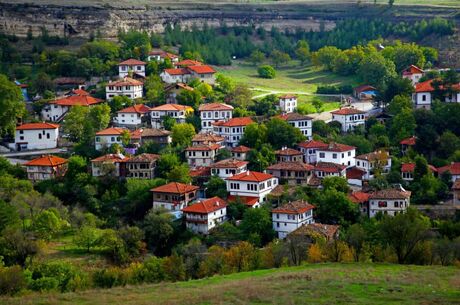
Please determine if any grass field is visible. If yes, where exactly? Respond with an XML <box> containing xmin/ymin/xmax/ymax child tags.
<box><xmin>3</xmin><ymin>263</ymin><xmax>459</xmax><ymax>305</ymax></box>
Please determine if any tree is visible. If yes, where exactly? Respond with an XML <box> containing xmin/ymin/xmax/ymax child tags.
<box><xmin>387</xmin><ymin>94</ymin><xmax>412</xmax><ymax>115</ymax></box>
<box><xmin>295</xmin><ymin>40</ymin><xmax>310</xmax><ymax>65</ymax></box>
<box><xmin>266</xmin><ymin>118</ymin><xmax>305</xmax><ymax>149</ymax></box>
<box><xmin>206</xmin><ymin>176</ymin><xmax>227</xmax><ymax>199</ymax></box>
<box><xmin>74</xmin><ymin>226</ymin><xmax>101</xmax><ymax>253</ymax></box>
<box><xmin>228</xmin><ymin>84</ymin><xmax>253</xmax><ymax>108</ymax></box>
<box><xmin>0</xmin><ymin>227</ymin><xmax>40</xmax><ymax>266</ymax></box>
<box><xmin>358</xmin><ymin>53</ymin><xmax>397</xmax><ymax>87</ymax></box>
<box><xmin>167</xmin><ymin>164</ymin><xmax>191</xmax><ymax>184</ymax></box>
<box><xmin>270</xmin><ymin>50</ymin><xmax>291</xmax><ymax>67</ymax></box>
<box><xmin>257</xmin><ymin>65</ymin><xmax>276</xmax><ymax>79</ymax></box>
<box><xmin>32</xmin><ymin>210</ymin><xmax>63</xmax><ymax>241</ymax></box>
<box><xmin>32</xmin><ymin>72</ymin><xmax>55</xmax><ymax>94</ymax></box>
<box><xmin>0</xmin><ymin>75</ymin><xmax>26</xmax><ymax>137</ymax></box>
<box><xmin>177</xmin><ymin>89</ymin><xmax>202</xmax><ymax>109</ymax></box>
<box><xmin>312</xmin><ymin>46</ymin><xmax>342</xmax><ymax>71</ymax></box>
<box><xmin>345</xmin><ymin>224</ymin><xmax>367</xmax><ymax>262</ymax></box>
<box><xmin>249</xmin><ymin>50</ymin><xmax>265</xmax><ymax>66</ymax></box>
<box><xmin>171</xmin><ymin>123</ymin><xmax>196</xmax><ymax>147</ymax></box>
<box><xmin>156</xmin><ymin>153</ymin><xmax>180</xmax><ymax>179</ymax></box>
<box><xmin>240</xmin><ymin>123</ymin><xmax>267</xmax><ymax>149</ymax></box>
<box><xmin>322</xmin><ymin>176</ymin><xmax>350</xmax><ymax>194</ymax></box>
<box><xmin>239</xmin><ymin>207</ymin><xmax>274</xmax><ymax>247</ymax></box>
<box><xmin>249</xmin><ymin>94</ymin><xmax>278</xmax><ymax>116</ymax></box>
<box><xmin>312</xmin><ymin>98</ymin><xmax>324</xmax><ymax>113</ymax></box>
<box><xmin>389</xmin><ymin>108</ymin><xmax>416</xmax><ymax>144</ymax></box>
<box><xmin>108</xmin><ymin>96</ymin><xmax>132</xmax><ymax>113</ymax></box>
<box><xmin>63</xmin><ymin>105</ymin><xmax>89</xmax><ymax>142</ymax></box>
<box><xmin>438</xmin><ymin>131</ymin><xmax>460</xmax><ymax>159</ymax></box>
<box><xmin>162</xmin><ymin>115</ymin><xmax>176</xmax><ymax>131</ymax></box>
<box><xmin>314</xmin><ymin>189</ymin><xmax>359</xmax><ymax>226</ymax></box>
<box><xmin>143</xmin><ymin>208</ymin><xmax>175</xmax><ymax>256</ymax></box>
<box><xmin>247</xmin><ymin>144</ymin><xmax>275</xmax><ymax>172</ymax></box>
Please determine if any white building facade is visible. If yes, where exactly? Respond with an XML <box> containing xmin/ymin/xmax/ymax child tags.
<box><xmin>369</xmin><ymin>188</ymin><xmax>411</xmax><ymax>218</ymax></box>
<box><xmin>272</xmin><ymin>200</ymin><xmax>315</xmax><ymax>239</ymax></box>
<box><xmin>118</xmin><ymin>59</ymin><xmax>146</xmax><ymax>78</ymax></box>
<box><xmin>106</xmin><ymin>77</ymin><xmax>144</xmax><ymax>100</ymax></box>
<box><xmin>14</xmin><ymin>123</ymin><xmax>59</xmax><ymax>151</ymax></box>
<box><xmin>278</xmin><ymin>94</ymin><xmax>297</xmax><ymax>113</ymax></box>
<box><xmin>316</xmin><ymin>142</ymin><xmax>356</xmax><ymax>168</ymax></box>
<box><xmin>182</xmin><ymin>197</ymin><xmax>227</xmax><ymax>234</ymax></box>
<box><xmin>213</xmin><ymin>117</ymin><xmax>253</xmax><ymax>148</ymax></box>
<box><xmin>226</xmin><ymin>171</ymin><xmax>278</xmax><ymax>204</ymax></box>
<box><xmin>199</xmin><ymin>103</ymin><xmax>234</xmax><ymax>132</ymax></box>
<box><xmin>331</xmin><ymin>108</ymin><xmax>366</xmax><ymax>132</ymax></box>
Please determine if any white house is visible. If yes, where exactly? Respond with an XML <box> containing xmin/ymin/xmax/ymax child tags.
<box><xmin>226</xmin><ymin>171</ymin><xmax>278</xmax><ymax>207</ymax></box>
<box><xmin>41</xmin><ymin>94</ymin><xmax>103</xmax><ymax>122</ymax></box>
<box><xmin>91</xmin><ymin>153</ymin><xmax>127</xmax><ymax>177</ymax></box>
<box><xmin>118</xmin><ymin>59</ymin><xmax>146</xmax><ymax>78</ymax></box>
<box><xmin>192</xmin><ymin>132</ymin><xmax>225</xmax><ymax>147</ymax></box>
<box><xmin>278</xmin><ymin>112</ymin><xmax>313</xmax><ymax>139</ymax></box>
<box><xmin>14</xmin><ymin>123</ymin><xmax>59</xmax><ymax>151</ymax></box>
<box><xmin>277</xmin><ymin>94</ymin><xmax>297</xmax><ymax>113</ymax></box>
<box><xmin>437</xmin><ymin>162</ymin><xmax>460</xmax><ymax>183</ymax></box>
<box><xmin>185</xmin><ymin>144</ymin><xmax>221</xmax><ymax>168</ymax></box>
<box><xmin>213</xmin><ymin>117</ymin><xmax>253</xmax><ymax>148</ymax></box>
<box><xmin>297</xmin><ymin>140</ymin><xmax>328</xmax><ymax>164</ymax></box>
<box><xmin>187</xmin><ymin>65</ymin><xmax>216</xmax><ymax>85</ymax></box>
<box><xmin>160</xmin><ymin>64</ymin><xmax>216</xmax><ymax>84</ymax></box>
<box><xmin>331</xmin><ymin>108</ymin><xmax>366</xmax><ymax>132</ymax></box>
<box><xmin>272</xmin><ymin>200</ymin><xmax>315</xmax><ymax>239</ymax></box>
<box><xmin>314</xmin><ymin>162</ymin><xmax>347</xmax><ymax>179</ymax></box>
<box><xmin>24</xmin><ymin>155</ymin><xmax>67</xmax><ymax>182</ymax></box>
<box><xmin>231</xmin><ymin>145</ymin><xmax>251</xmax><ymax>161</ymax></box>
<box><xmin>369</xmin><ymin>187</ymin><xmax>411</xmax><ymax>218</ymax></box>
<box><xmin>401</xmin><ymin>163</ymin><xmax>437</xmax><ymax>182</ymax></box>
<box><xmin>274</xmin><ymin>147</ymin><xmax>303</xmax><ymax>163</ymax></box>
<box><xmin>151</xmin><ymin>182</ymin><xmax>199</xmax><ymax>215</ymax></box>
<box><xmin>316</xmin><ymin>142</ymin><xmax>356</xmax><ymax>168</ymax></box>
<box><xmin>105</xmin><ymin>77</ymin><xmax>144</xmax><ymax>100</ymax></box>
<box><xmin>114</xmin><ymin>104</ymin><xmax>151</xmax><ymax>128</ymax></box>
<box><xmin>402</xmin><ymin>65</ymin><xmax>424</xmax><ymax>85</ymax></box>
<box><xmin>147</xmin><ymin>50</ymin><xmax>179</xmax><ymax>63</ymax></box>
<box><xmin>210</xmin><ymin>158</ymin><xmax>248</xmax><ymax>179</ymax></box>
<box><xmin>412</xmin><ymin>79</ymin><xmax>434</xmax><ymax>110</ymax></box>
<box><xmin>182</xmin><ymin>197</ymin><xmax>227</xmax><ymax>234</ymax></box>
<box><xmin>95</xmin><ymin>127</ymin><xmax>127</xmax><ymax>151</ymax></box>
<box><xmin>160</xmin><ymin>68</ymin><xmax>191</xmax><ymax>84</ymax></box>
<box><xmin>198</xmin><ymin>103</ymin><xmax>234</xmax><ymax>132</ymax></box>
<box><xmin>355</xmin><ymin>151</ymin><xmax>391</xmax><ymax>180</ymax></box>
<box><xmin>150</xmin><ymin>104</ymin><xmax>194</xmax><ymax>129</ymax></box>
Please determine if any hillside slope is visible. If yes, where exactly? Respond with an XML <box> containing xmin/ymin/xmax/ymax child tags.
<box><xmin>3</xmin><ymin>263</ymin><xmax>459</xmax><ymax>305</ymax></box>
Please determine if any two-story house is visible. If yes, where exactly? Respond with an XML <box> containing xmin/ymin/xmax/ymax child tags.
<box><xmin>314</xmin><ymin>162</ymin><xmax>347</xmax><ymax>179</ymax></box>
<box><xmin>187</xmin><ymin>65</ymin><xmax>216</xmax><ymax>84</ymax></box>
<box><xmin>150</xmin><ymin>104</ymin><xmax>194</xmax><ymax>128</ymax></box>
<box><xmin>147</xmin><ymin>50</ymin><xmax>179</xmax><ymax>63</ymax></box>
<box><xmin>355</xmin><ymin>151</ymin><xmax>391</xmax><ymax>180</ymax></box>
<box><xmin>210</xmin><ymin>158</ymin><xmax>248</xmax><ymax>179</ymax></box>
<box><xmin>331</xmin><ymin>108</ymin><xmax>366</xmax><ymax>132</ymax></box>
<box><xmin>274</xmin><ymin>147</ymin><xmax>303</xmax><ymax>162</ymax></box>
<box><xmin>402</xmin><ymin>65</ymin><xmax>424</xmax><ymax>85</ymax></box>
<box><xmin>277</xmin><ymin>94</ymin><xmax>297</xmax><ymax>113</ymax></box>
<box><xmin>105</xmin><ymin>77</ymin><xmax>144</xmax><ymax>100</ymax></box>
<box><xmin>114</xmin><ymin>104</ymin><xmax>151</xmax><ymax>128</ymax></box>
<box><xmin>14</xmin><ymin>123</ymin><xmax>59</xmax><ymax>151</ymax></box>
<box><xmin>348</xmin><ymin>191</ymin><xmax>371</xmax><ymax>217</ymax></box>
<box><xmin>182</xmin><ymin>197</ymin><xmax>227</xmax><ymax>234</ymax></box>
<box><xmin>226</xmin><ymin>171</ymin><xmax>278</xmax><ymax>207</ymax></box>
<box><xmin>297</xmin><ymin>140</ymin><xmax>328</xmax><ymax>164</ymax></box>
<box><xmin>413</xmin><ymin>79</ymin><xmax>434</xmax><ymax>110</ymax></box>
<box><xmin>91</xmin><ymin>153</ymin><xmax>127</xmax><ymax>177</ymax></box>
<box><xmin>24</xmin><ymin>155</ymin><xmax>67</xmax><ymax>182</ymax></box>
<box><xmin>95</xmin><ymin>127</ymin><xmax>127</xmax><ymax>151</ymax></box>
<box><xmin>192</xmin><ymin>132</ymin><xmax>225</xmax><ymax>147</ymax></box>
<box><xmin>213</xmin><ymin>117</ymin><xmax>253</xmax><ymax>148</ymax></box>
<box><xmin>272</xmin><ymin>200</ymin><xmax>315</xmax><ymax>239</ymax></box>
<box><xmin>198</xmin><ymin>103</ymin><xmax>234</xmax><ymax>132</ymax></box>
<box><xmin>231</xmin><ymin>145</ymin><xmax>251</xmax><ymax>161</ymax></box>
<box><xmin>160</xmin><ymin>68</ymin><xmax>191</xmax><ymax>84</ymax></box>
<box><xmin>267</xmin><ymin>162</ymin><xmax>314</xmax><ymax>186</ymax></box>
<box><xmin>136</xmin><ymin>128</ymin><xmax>172</xmax><ymax>146</ymax></box>
<box><xmin>41</xmin><ymin>94</ymin><xmax>103</xmax><ymax>122</ymax></box>
<box><xmin>368</xmin><ymin>187</ymin><xmax>411</xmax><ymax>217</ymax></box>
<box><xmin>316</xmin><ymin>142</ymin><xmax>356</xmax><ymax>168</ymax></box>
<box><xmin>278</xmin><ymin>112</ymin><xmax>313</xmax><ymax>139</ymax></box>
<box><xmin>118</xmin><ymin>59</ymin><xmax>146</xmax><ymax>78</ymax></box>
<box><xmin>123</xmin><ymin>153</ymin><xmax>160</xmax><ymax>179</ymax></box>
<box><xmin>401</xmin><ymin>163</ymin><xmax>437</xmax><ymax>182</ymax></box>
<box><xmin>185</xmin><ymin>144</ymin><xmax>221</xmax><ymax>168</ymax></box>
<box><xmin>151</xmin><ymin>182</ymin><xmax>199</xmax><ymax>215</ymax></box>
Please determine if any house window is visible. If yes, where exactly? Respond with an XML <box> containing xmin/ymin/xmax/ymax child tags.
<box><xmin>378</xmin><ymin>201</ymin><xmax>387</xmax><ymax>208</ymax></box>
<box><xmin>333</xmin><ymin>153</ymin><xmax>337</xmax><ymax>159</ymax></box>
<box><xmin>319</xmin><ymin>152</ymin><xmax>325</xmax><ymax>158</ymax></box>
<box><xmin>38</xmin><ymin>134</ymin><xmax>42</xmax><ymax>139</ymax></box>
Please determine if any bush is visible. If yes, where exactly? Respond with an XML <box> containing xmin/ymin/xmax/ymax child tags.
<box><xmin>29</xmin><ymin>277</ymin><xmax>59</xmax><ymax>292</ymax></box>
<box><xmin>29</xmin><ymin>262</ymin><xmax>85</xmax><ymax>292</ymax></box>
<box><xmin>316</xmin><ymin>85</ymin><xmax>353</xmax><ymax>94</ymax></box>
<box><xmin>257</xmin><ymin>65</ymin><xmax>276</xmax><ymax>79</ymax></box>
<box><xmin>93</xmin><ymin>267</ymin><xmax>127</xmax><ymax>288</ymax></box>
<box><xmin>0</xmin><ymin>265</ymin><xmax>26</xmax><ymax>295</ymax></box>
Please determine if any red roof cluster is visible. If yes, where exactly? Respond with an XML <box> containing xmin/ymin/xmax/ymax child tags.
<box><xmin>415</xmin><ymin>79</ymin><xmax>435</xmax><ymax>93</ymax></box>
<box><xmin>164</xmin><ymin>68</ymin><xmax>191</xmax><ymax>76</ymax></box>
<box><xmin>437</xmin><ymin>162</ymin><xmax>460</xmax><ymax>176</ymax></box>
<box><xmin>151</xmin><ymin>182</ymin><xmax>199</xmax><ymax>194</ymax></box>
<box><xmin>187</xmin><ymin>65</ymin><xmax>216</xmax><ymax>74</ymax></box>
<box><xmin>151</xmin><ymin>104</ymin><xmax>193</xmax><ymax>112</ymax></box>
<box><xmin>24</xmin><ymin>155</ymin><xmax>67</xmax><ymax>167</ymax></box>
<box><xmin>348</xmin><ymin>191</ymin><xmax>370</xmax><ymax>204</ymax></box>
<box><xmin>211</xmin><ymin>158</ymin><xmax>248</xmax><ymax>169</ymax></box>
<box><xmin>346</xmin><ymin>167</ymin><xmax>366</xmax><ymax>179</ymax></box>
<box><xmin>226</xmin><ymin>171</ymin><xmax>273</xmax><ymax>182</ymax></box>
<box><xmin>95</xmin><ymin>127</ymin><xmax>126</xmax><ymax>136</ymax></box>
<box><xmin>108</xmin><ymin>77</ymin><xmax>143</xmax><ymax>87</ymax></box>
<box><xmin>175</xmin><ymin>59</ymin><xmax>203</xmax><ymax>67</ymax></box>
<box><xmin>213</xmin><ymin>117</ymin><xmax>253</xmax><ymax>127</ymax></box>
<box><xmin>227</xmin><ymin>195</ymin><xmax>259</xmax><ymax>207</ymax></box>
<box><xmin>275</xmin><ymin>147</ymin><xmax>302</xmax><ymax>156</ymax></box>
<box><xmin>267</xmin><ymin>161</ymin><xmax>314</xmax><ymax>172</ymax></box>
<box><xmin>17</xmin><ymin>123</ymin><xmax>59</xmax><ymax>130</ymax></box>
<box><xmin>402</xmin><ymin>65</ymin><xmax>424</xmax><ymax>75</ymax></box>
<box><xmin>314</xmin><ymin>162</ymin><xmax>347</xmax><ymax>173</ymax></box>
<box><xmin>50</xmin><ymin>95</ymin><xmax>103</xmax><ymax>107</ymax></box>
<box><xmin>91</xmin><ymin>153</ymin><xmax>127</xmax><ymax>163</ymax></box>
<box><xmin>182</xmin><ymin>197</ymin><xmax>227</xmax><ymax>214</ymax></box>
<box><xmin>185</xmin><ymin>144</ymin><xmax>221</xmax><ymax>151</ymax></box>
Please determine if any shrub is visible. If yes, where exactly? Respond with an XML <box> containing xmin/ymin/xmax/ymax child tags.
<box><xmin>257</xmin><ymin>65</ymin><xmax>276</xmax><ymax>79</ymax></box>
<box><xmin>29</xmin><ymin>277</ymin><xmax>59</xmax><ymax>292</ymax></box>
<box><xmin>0</xmin><ymin>265</ymin><xmax>26</xmax><ymax>295</ymax></box>
<box><xmin>93</xmin><ymin>267</ymin><xmax>127</xmax><ymax>288</ymax></box>
<box><xmin>29</xmin><ymin>262</ymin><xmax>85</xmax><ymax>292</ymax></box>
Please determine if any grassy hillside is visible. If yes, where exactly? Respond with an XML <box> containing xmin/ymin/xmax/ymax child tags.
<box><xmin>3</xmin><ymin>263</ymin><xmax>459</xmax><ymax>305</ymax></box>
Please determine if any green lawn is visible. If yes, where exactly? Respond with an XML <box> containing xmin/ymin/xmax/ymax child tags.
<box><xmin>4</xmin><ymin>263</ymin><xmax>459</xmax><ymax>305</ymax></box>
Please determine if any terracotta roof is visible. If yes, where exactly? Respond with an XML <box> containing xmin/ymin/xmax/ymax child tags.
<box><xmin>108</xmin><ymin>77</ymin><xmax>143</xmax><ymax>87</ymax></box>
<box><xmin>198</xmin><ymin>103</ymin><xmax>234</xmax><ymax>111</ymax></box>
<box><xmin>348</xmin><ymin>191</ymin><xmax>370</xmax><ymax>204</ymax></box>
<box><xmin>415</xmin><ymin>79</ymin><xmax>434</xmax><ymax>93</ymax></box>
<box><xmin>187</xmin><ymin>65</ymin><xmax>216</xmax><ymax>74</ymax></box>
<box><xmin>354</xmin><ymin>85</ymin><xmax>376</xmax><ymax>93</ymax></box>
<box><xmin>268</xmin><ymin>184</ymin><xmax>295</xmax><ymax>197</ymax></box>
<box><xmin>95</xmin><ymin>127</ymin><xmax>126</xmax><ymax>136</ymax></box>
<box><xmin>307</xmin><ymin>174</ymin><xmax>322</xmax><ymax>187</ymax></box>
<box><xmin>71</xmin><ymin>89</ymin><xmax>90</xmax><ymax>96</ymax></box>
<box><xmin>17</xmin><ymin>123</ymin><xmax>59</xmax><ymax>130</ymax></box>
<box><xmin>231</xmin><ymin>145</ymin><xmax>251</xmax><ymax>153</ymax></box>
<box><xmin>297</xmin><ymin>140</ymin><xmax>328</xmax><ymax>150</ymax></box>
<box><xmin>318</xmin><ymin>142</ymin><xmax>356</xmax><ymax>152</ymax></box>
<box><xmin>369</xmin><ymin>188</ymin><xmax>411</xmax><ymax>200</ymax></box>
<box><xmin>226</xmin><ymin>170</ymin><xmax>274</xmax><ymax>182</ymax></box>
<box><xmin>267</xmin><ymin>162</ymin><xmax>314</xmax><ymax>172</ymax></box>
<box><xmin>279</xmin><ymin>94</ymin><xmax>297</xmax><ymax>99</ymax></box>
<box><xmin>453</xmin><ymin>179</ymin><xmax>460</xmax><ymax>190</ymax></box>
<box><xmin>272</xmin><ymin>200</ymin><xmax>314</xmax><ymax>214</ymax></box>
<box><xmin>24</xmin><ymin>155</ymin><xmax>67</xmax><ymax>167</ymax></box>
<box><xmin>211</xmin><ymin>158</ymin><xmax>248</xmax><ymax>169</ymax></box>
<box><xmin>331</xmin><ymin>108</ymin><xmax>366</xmax><ymax>115</ymax></box>
<box><xmin>165</xmin><ymin>83</ymin><xmax>194</xmax><ymax>92</ymax></box>
<box><xmin>192</xmin><ymin>133</ymin><xmax>224</xmax><ymax>144</ymax></box>
<box><xmin>164</xmin><ymin>68</ymin><xmax>190</xmax><ymax>76</ymax></box>
<box><xmin>437</xmin><ymin>162</ymin><xmax>460</xmax><ymax>176</ymax></box>
<box><xmin>150</xmin><ymin>182</ymin><xmax>199</xmax><ymax>194</ymax></box>
<box><xmin>149</xmin><ymin>50</ymin><xmax>179</xmax><ymax>59</ymax></box>
<box><xmin>91</xmin><ymin>153</ymin><xmax>127</xmax><ymax>163</ymax></box>
<box><xmin>275</xmin><ymin>148</ymin><xmax>302</xmax><ymax>156</ymax></box>
<box><xmin>185</xmin><ymin>144</ymin><xmax>221</xmax><ymax>151</ymax></box>
<box><xmin>151</xmin><ymin>104</ymin><xmax>193</xmax><ymax>112</ymax></box>
<box><xmin>227</xmin><ymin>195</ymin><xmax>259</xmax><ymax>207</ymax></box>
<box><xmin>140</xmin><ymin>128</ymin><xmax>171</xmax><ymax>137</ymax></box>
<box><xmin>125</xmin><ymin>153</ymin><xmax>160</xmax><ymax>163</ymax></box>
<box><xmin>118</xmin><ymin>58</ymin><xmax>146</xmax><ymax>66</ymax></box>
<box><xmin>214</xmin><ymin>117</ymin><xmax>253</xmax><ymax>127</ymax></box>
<box><xmin>289</xmin><ymin>223</ymin><xmax>340</xmax><ymax>240</ymax></box>
<box><xmin>190</xmin><ymin>166</ymin><xmax>211</xmax><ymax>177</ymax></box>
<box><xmin>182</xmin><ymin>197</ymin><xmax>227</xmax><ymax>214</ymax></box>
<box><xmin>175</xmin><ymin>59</ymin><xmax>203</xmax><ymax>67</ymax></box>
<box><xmin>278</xmin><ymin>112</ymin><xmax>313</xmax><ymax>121</ymax></box>
<box><xmin>314</xmin><ymin>162</ymin><xmax>347</xmax><ymax>173</ymax></box>
<box><xmin>400</xmin><ymin>136</ymin><xmax>417</xmax><ymax>146</ymax></box>
<box><xmin>400</xmin><ymin>163</ymin><xmax>437</xmax><ymax>173</ymax></box>
<box><xmin>118</xmin><ymin>104</ymin><xmax>151</xmax><ymax>114</ymax></box>
<box><xmin>355</xmin><ymin>151</ymin><xmax>389</xmax><ymax>161</ymax></box>
<box><xmin>50</xmin><ymin>95</ymin><xmax>102</xmax><ymax>107</ymax></box>
<box><xmin>346</xmin><ymin>167</ymin><xmax>366</xmax><ymax>179</ymax></box>
<box><xmin>402</xmin><ymin>65</ymin><xmax>424</xmax><ymax>75</ymax></box>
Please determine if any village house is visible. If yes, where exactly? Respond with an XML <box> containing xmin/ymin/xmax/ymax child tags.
<box><xmin>210</xmin><ymin>158</ymin><xmax>248</xmax><ymax>179</ymax></box>
<box><xmin>348</xmin><ymin>191</ymin><xmax>371</xmax><ymax>217</ymax></box>
<box><xmin>41</xmin><ymin>93</ymin><xmax>103</xmax><ymax>122</ymax></box>
<box><xmin>355</xmin><ymin>151</ymin><xmax>391</xmax><ymax>180</ymax></box>
<box><xmin>278</xmin><ymin>112</ymin><xmax>313</xmax><ymax>139</ymax></box>
<box><xmin>316</xmin><ymin>142</ymin><xmax>356</xmax><ymax>168</ymax></box>
<box><xmin>274</xmin><ymin>147</ymin><xmax>303</xmax><ymax>162</ymax></box>
<box><xmin>114</xmin><ymin>104</ymin><xmax>151</xmax><ymax>128</ymax></box>
<box><xmin>402</xmin><ymin>65</ymin><xmax>425</xmax><ymax>85</ymax></box>
<box><xmin>160</xmin><ymin>68</ymin><xmax>191</xmax><ymax>84</ymax></box>
<box><xmin>272</xmin><ymin>200</ymin><xmax>315</xmax><ymax>239</ymax></box>
<box><xmin>164</xmin><ymin>83</ymin><xmax>194</xmax><ymax>104</ymax></box>
<box><xmin>91</xmin><ymin>153</ymin><xmax>127</xmax><ymax>177</ymax></box>
<box><xmin>147</xmin><ymin>50</ymin><xmax>179</xmax><ymax>63</ymax></box>
<box><xmin>118</xmin><ymin>59</ymin><xmax>146</xmax><ymax>78</ymax></box>
<box><xmin>160</xmin><ymin>64</ymin><xmax>216</xmax><ymax>84</ymax></box>
<box><xmin>267</xmin><ymin>162</ymin><xmax>314</xmax><ymax>186</ymax></box>
<box><xmin>400</xmin><ymin>136</ymin><xmax>416</xmax><ymax>155</ymax></box>
<box><xmin>346</xmin><ymin>166</ymin><xmax>367</xmax><ymax>186</ymax></box>
<box><xmin>288</xmin><ymin>223</ymin><xmax>340</xmax><ymax>246</ymax></box>
<box><xmin>314</xmin><ymin>162</ymin><xmax>347</xmax><ymax>179</ymax></box>
<box><xmin>185</xmin><ymin>144</ymin><xmax>221</xmax><ymax>168</ymax></box>
<box><xmin>413</xmin><ymin>79</ymin><xmax>434</xmax><ymax>109</ymax></box>
<box><xmin>401</xmin><ymin>163</ymin><xmax>437</xmax><ymax>181</ymax></box>
<box><xmin>368</xmin><ymin>187</ymin><xmax>411</xmax><ymax>217</ymax></box>
<box><xmin>151</xmin><ymin>182</ymin><xmax>199</xmax><ymax>215</ymax></box>
<box><xmin>13</xmin><ymin>123</ymin><xmax>60</xmax><ymax>151</ymax></box>
<box><xmin>182</xmin><ymin>197</ymin><xmax>227</xmax><ymax>235</ymax></box>
<box><xmin>24</xmin><ymin>155</ymin><xmax>67</xmax><ymax>182</ymax></box>
<box><xmin>437</xmin><ymin>162</ymin><xmax>460</xmax><ymax>183</ymax></box>
<box><xmin>192</xmin><ymin>132</ymin><xmax>225</xmax><ymax>147</ymax></box>
<box><xmin>199</xmin><ymin>103</ymin><xmax>234</xmax><ymax>132</ymax></box>
<box><xmin>231</xmin><ymin>145</ymin><xmax>251</xmax><ymax>161</ymax></box>
<box><xmin>453</xmin><ymin>180</ymin><xmax>460</xmax><ymax>205</ymax></box>
<box><xmin>187</xmin><ymin>65</ymin><xmax>217</xmax><ymax>84</ymax></box>
<box><xmin>277</xmin><ymin>94</ymin><xmax>298</xmax><ymax>113</ymax></box>
<box><xmin>135</xmin><ymin>128</ymin><xmax>172</xmax><ymax>146</ymax></box>
<box><xmin>150</xmin><ymin>104</ymin><xmax>194</xmax><ymax>128</ymax></box>
<box><xmin>123</xmin><ymin>153</ymin><xmax>160</xmax><ymax>179</ymax></box>
<box><xmin>226</xmin><ymin>171</ymin><xmax>278</xmax><ymax>207</ymax></box>
<box><xmin>174</xmin><ymin>59</ymin><xmax>203</xmax><ymax>67</ymax></box>
<box><xmin>353</xmin><ymin>85</ymin><xmax>377</xmax><ymax>100</ymax></box>
<box><xmin>297</xmin><ymin>139</ymin><xmax>328</xmax><ymax>164</ymax></box>
<box><xmin>213</xmin><ymin>117</ymin><xmax>253</xmax><ymax>148</ymax></box>
<box><xmin>105</xmin><ymin>77</ymin><xmax>144</xmax><ymax>100</ymax></box>
<box><xmin>331</xmin><ymin>108</ymin><xmax>366</xmax><ymax>132</ymax></box>
<box><xmin>95</xmin><ymin>127</ymin><xmax>127</xmax><ymax>151</ymax></box>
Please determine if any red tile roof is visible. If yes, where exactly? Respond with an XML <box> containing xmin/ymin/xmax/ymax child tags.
<box><xmin>150</xmin><ymin>182</ymin><xmax>199</xmax><ymax>194</ymax></box>
<box><xmin>164</xmin><ymin>68</ymin><xmax>191</xmax><ymax>76</ymax></box>
<box><xmin>118</xmin><ymin>58</ymin><xmax>146</xmax><ymax>66</ymax></box>
<box><xmin>125</xmin><ymin>153</ymin><xmax>160</xmax><ymax>163</ymax></box>
<box><xmin>401</xmin><ymin>163</ymin><xmax>437</xmax><ymax>173</ymax></box>
<box><xmin>182</xmin><ymin>197</ymin><xmax>227</xmax><ymax>214</ymax></box>
<box><xmin>226</xmin><ymin>170</ymin><xmax>273</xmax><ymax>182</ymax></box>
<box><xmin>227</xmin><ymin>195</ymin><xmax>259</xmax><ymax>207</ymax></box>
<box><xmin>91</xmin><ymin>153</ymin><xmax>127</xmax><ymax>163</ymax></box>
<box><xmin>24</xmin><ymin>155</ymin><xmax>67</xmax><ymax>167</ymax></box>
<box><xmin>108</xmin><ymin>77</ymin><xmax>143</xmax><ymax>87</ymax></box>
<box><xmin>185</xmin><ymin>144</ymin><xmax>221</xmax><ymax>151</ymax></box>
<box><xmin>190</xmin><ymin>166</ymin><xmax>211</xmax><ymax>177</ymax></box>
<box><xmin>192</xmin><ymin>133</ymin><xmax>224</xmax><ymax>144</ymax></box>
<box><xmin>402</xmin><ymin>65</ymin><xmax>424</xmax><ymax>75</ymax></box>
<box><xmin>211</xmin><ymin>158</ymin><xmax>248</xmax><ymax>169</ymax></box>
<box><xmin>214</xmin><ymin>117</ymin><xmax>253</xmax><ymax>127</ymax></box>
<box><xmin>355</xmin><ymin>151</ymin><xmax>389</xmax><ymax>161</ymax></box>
<box><xmin>437</xmin><ymin>162</ymin><xmax>460</xmax><ymax>176</ymax></box>
<box><xmin>275</xmin><ymin>148</ymin><xmax>302</xmax><ymax>156</ymax></box>
<box><xmin>279</xmin><ymin>94</ymin><xmax>297</xmax><ymax>99</ymax></box>
<box><xmin>187</xmin><ymin>65</ymin><xmax>216</xmax><ymax>74</ymax></box>
<box><xmin>71</xmin><ymin>89</ymin><xmax>90</xmax><ymax>96</ymax></box>
<box><xmin>354</xmin><ymin>85</ymin><xmax>376</xmax><ymax>94</ymax></box>
<box><xmin>117</xmin><ymin>104</ymin><xmax>151</xmax><ymax>114</ymax></box>
<box><xmin>151</xmin><ymin>104</ymin><xmax>193</xmax><ymax>112</ymax></box>
<box><xmin>348</xmin><ymin>191</ymin><xmax>370</xmax><ymax>204</ymax></box>
<box><xmin>198</xmin><ymin>102</ymin><xmax>234</xmax><ymax>111</ymax></box>
<box><xmin>278</xmin><ymin>112</ymin><xmax>313</xmax><ymax>121</ymax></box>
<box><xmin>17</xmin><ymin>123</ymin><xmax>59</xmax><ymax>130</ymax></box>
<box><xmin>346</xmin><ymin>167</ymin><xmax>366</xmax><ymax>179</ymax></box>
<box><xmin>314</xmin><ymin>162</ymin><xmax>347</xmax><ymax>173</ymax></box>
<box><xmin>331</xmin><ymin>108</ymin><xmax>366</xmax><ymax>115</ymax></box>
<box><xmin>175</xmin><ymin>59</ymin><xmax>203</xmax><ymax>67</ymax></box>
<box><xmin>231</xmin><ymin>145</ymin><xmax>251</xmax><ymax>153</ymax></box>
<box><xmin>50</xmin><ymin>95</ymin><xmax>103</xmax><ymax>107</ymax></box>
<box><xmin>318</xmin><ymin>142</ymin><xmax>356</xmax><ymax>152</ymax></box>
<box><xmin>415</xmin><ymin>79</ymin><xmax>435</xmax><ymax>93</ymax></box>
<box><xmin>369</xmin><ymin>188</ymin><xmax>411</xmax><ymax>200</ymax></box>
<box><xmin>400</xmin><ymin>136</ymin><xmax>417</xmax><ymax>146</ymax></box>
<box><xmin>272</xmin><ymin>200</ymin><xmax>314</xmax><ymax>214</ymax></box>
<box><xmin>267</xmin><ymin>162</ymin><xmax>314</xmax><ymax>172</ymax></box>
<box><xmin>298</xmin><ymin>140</ymin><xmax>328</xmax><ymax>150</ymax></box>
<box><xmin>95</xmin><ymin>127</ymin><xmax>126</xmax><ymax>136</ymax></box>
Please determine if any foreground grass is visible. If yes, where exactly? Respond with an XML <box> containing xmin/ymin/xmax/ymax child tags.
<box><xmin>4</xmin><ymin>263</ymin><xmax>459</xmax><ymax>305</ymax></box>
